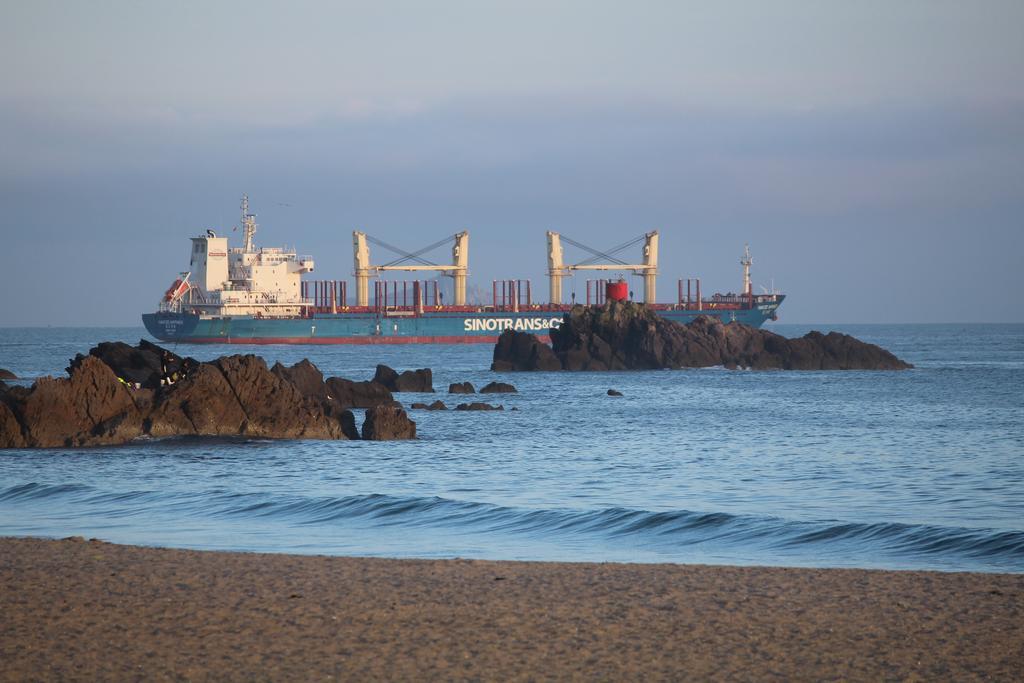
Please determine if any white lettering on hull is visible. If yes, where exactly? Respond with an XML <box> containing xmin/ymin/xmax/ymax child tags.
<box><xmin>463</xmin><ymin>317</ymin><xmax>563</xmax><ymax>332</ymax></box>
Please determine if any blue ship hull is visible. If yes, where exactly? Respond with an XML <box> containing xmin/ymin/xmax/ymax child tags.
<box><xmin>143</xmin><ymin>298</ymin><xmax>784</xmax><ymax>344</ymax></box>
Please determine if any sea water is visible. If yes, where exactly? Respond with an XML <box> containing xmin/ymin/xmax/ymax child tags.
<box><xmin>0</xmin><ymin>324</ymin><xmax>1021</xmax><ymax>572</ymax></box>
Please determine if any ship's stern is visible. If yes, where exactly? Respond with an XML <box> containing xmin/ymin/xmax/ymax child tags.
<box><xmin>142</xmin><ymin>312</ymin><xmax>201</xmax><ymax>341</ymax></box>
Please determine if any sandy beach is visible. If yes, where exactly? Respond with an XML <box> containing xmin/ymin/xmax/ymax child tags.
<box><xmin>0</xmin><ymin>538</ymin><xmax>1021</xmax><ymax>681</ymax></box>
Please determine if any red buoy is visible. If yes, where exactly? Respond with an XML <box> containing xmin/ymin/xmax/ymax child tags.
<box><xmin>606</xmin><ymin>279</ymin><xmax>628</xmax><ymax>302</ymax></box>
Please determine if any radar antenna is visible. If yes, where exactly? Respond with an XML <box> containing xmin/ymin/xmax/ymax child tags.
<box><xmin>741</xmin><ymin>244</ymin><xmax>753</xmax><ymax>296</ymax></box>
<box><xmin>241</xmin><ymin>194</ymin><xmax>257</xmax><ymax>253</ymax></box>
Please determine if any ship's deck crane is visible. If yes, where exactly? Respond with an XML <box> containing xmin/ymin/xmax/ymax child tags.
<box><xmin>546</xmin><ymin>231</ymin><xmax>659</xmax><ymax>304</ymax></box>
<box><xmin>353</xmin><ymin>231</ymin><xmax>469</xmax><ymax>307</ymax></box>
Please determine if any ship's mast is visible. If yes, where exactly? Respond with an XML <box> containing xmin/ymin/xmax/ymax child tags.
<box><xmin>741</xmin><ymin>244</ymin><xmax>753</xmax><ymax>296</ymax></box>
<box><xmin>241</xmin><ymin>194</ymin><xmax>257</xmax><ymax>253</ymax></box>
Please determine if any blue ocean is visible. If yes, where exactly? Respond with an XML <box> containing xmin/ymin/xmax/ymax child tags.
<box><xmin>1</xmin><ymin>324</ymin><xmax>1022</xmax><ymax>573</ymax></box>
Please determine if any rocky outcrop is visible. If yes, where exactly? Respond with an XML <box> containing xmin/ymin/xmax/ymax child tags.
<box><xmin>0</xmin><ymin>341</ymin><xmax>419</xmax><ymax>448</ymax></box>
<box><xmin>216</xmin><ymin>355</ymin><xmax>350</xmax><ymax>440</ymax></box>
<box><xmin>2</xmin><ymin>355</ymin><xmax>143</xmax><ymax>448</ymax></box>
<box><xmin>269</xmin><ymin>362</ymin><xmax>362</xmax><ymax>439</ymax></box>
<box><xmin>479</xmin><ymin>381</ymin><xmax>516</xmax><ymax>394</ymax></box>
<box><xmin>493</xmin><ymin>303</ymin><xmax>912</xmax><ymax>371</ymax></box>
<box><xmin>373</xmin><ymin>365</ymin><xmax>434</xmax><ymax>392</ymax></box>
<box><xmin>448</xmin><ymin>382</ymin><xmax>475</xmax><ymax>394</ymax></box>
<box><xmin>362</xmin><ymin>405</ymin><xmax>417</xmax><ymax>440</ymax></box>
<box><xmin>607</xmin><ymin>389</ymin><xmax>623</xmax><ymax>396</ymax></box>
<box><xmin>491</xmin><ymin>330</ymin><xmax>561</xmax><ymax>372</ymax></box>
<box><xmin>78</xmin><ymin>340</ymin><xmax>193</xmax><ymax>389</ymax></box>
<box><xmin>145</xmin><ymin>362</ymin><xmax>248</xmax><ymax>438</ymax></box>
<box><xmin>455</xmin><ymin>402</ymin><xmax>504</xmax><ymax>411</ymax></box>
<box><xmin>0</xmin><ymin>368</ymin><xmax>16</xmax><ymax>380</ymax></box>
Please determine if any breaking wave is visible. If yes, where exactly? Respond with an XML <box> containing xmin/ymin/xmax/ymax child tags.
<box><xmin>3</xmin><ymin>483</ymin><xmax>1022</xmax><ymax>571</ymax></box>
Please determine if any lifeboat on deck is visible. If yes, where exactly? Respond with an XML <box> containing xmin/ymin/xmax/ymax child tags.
<box><xmin>163</xmin><ymin>278</ymin><xmax>191</xmax><ymax>302</ymax></box>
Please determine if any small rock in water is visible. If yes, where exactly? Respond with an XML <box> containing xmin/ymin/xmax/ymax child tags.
<box><xmin>0</xmin><ymin>368</ymin><xmax>17</xmax><ymax>380</ymax></box>
<box><xmin>362</xmin><ymin>405</ymin><xmax>417</xmax><ymax>440</ymax></box>
<box><xmin>480</xmin><ymin>381</ymin><xmax>517</xmax><ymax>394</ymax></box>
<box><xmin>411</xmin><ymin>400</ymin><xmax>448</xmax><ymax>411</ymax></box>
<box><xmin>448</xmin><ymin>381</ymin><xmax>475</xmax><ymax>394</ymax></box>
<box><xmin>455</xmin><ymin>402</ymin><xmax>504</xmax><ymax>411</ymax></box>
<box><xmin>607</xmin><ymin>389</ymin><xmax>623</xmax><ymax>396</ymax></box>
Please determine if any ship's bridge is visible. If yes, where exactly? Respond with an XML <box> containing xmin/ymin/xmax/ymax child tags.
<box><xmin>179</xmin><ymin>196</ymin><xmax>314</xmax><ymax>316</ymax></box>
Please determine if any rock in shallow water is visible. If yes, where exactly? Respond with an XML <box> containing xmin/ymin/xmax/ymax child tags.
<box><xmin>3</xmin><ymin>355</ymin><xmax>143</xmax><ymax>448</ymax></box>
<box><xmin>493</xmin><ymin>302</ymin><xmax>912</xmax><ymax>371</ymax></box>
<box><xmin>455</xmin><ymin>402</ymin><xmax>504</xmax><ymax>411</ymax></box>
<box><xmin>362</xmin><ymin>405</ymin><xmax>417</xmax><ymax>440</ymax></box>
<box><xmin>372</xmin><ymin>365</ymin><xmax>434</xmax><ymax>393</ymax></box>
<box><xmin>479</xmin><ymin>381</ymin><xmax>517</xmax><ymax>394</ymax></box>
<box><xmin>0</xmin><ymin>341</ymin><xmax>418</xmax><ymax>448</ymax></box>
<box><xmin>411</xmin><ymin>400</ymin><xmax>448</xmax><ymax>411</ymax></box>
<box><xmin>491</xmin><ymin>330</ymin><xmax>561</xmax><ymax>372</ymax></box>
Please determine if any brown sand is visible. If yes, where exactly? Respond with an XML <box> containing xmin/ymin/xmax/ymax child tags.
<box><xmin>1</xmin><ymin>538</ymin><xmax>1021</xmax><ymax>681</ymax></box>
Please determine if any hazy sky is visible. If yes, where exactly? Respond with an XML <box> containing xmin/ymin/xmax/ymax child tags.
<box><xmin>2</xmin><ymin>1</ymin><xmax>1022</xmax><ymax>325</ymax></box>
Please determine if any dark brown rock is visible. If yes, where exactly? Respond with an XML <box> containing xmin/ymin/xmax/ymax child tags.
<box><xmin>212</xmin><ymin>355</ymin><xmax>345</xmax><ymax>440</ymax></box>
<box><xmin>145</xmin><ymin>363</ymin><xmax>247</xmax><ymax>438</ymax></box>
<box><xmin>448</xmin><ymin>382</ymin><xmax>475</xmax><ymax>394</ymax></box>
<box><xmin>491</xmin><ymin>329</ymin><xmax>562</xmax><ymax>371</ymax></box>
<box><xmin>0</xmin><ymin>400</ymin><xmax>26</xmax><ymax>448</ymax></box>
<box><xmin>256</xmin><ymin>360</ymin><xmax>362</xmax><ymax>438</ymax></box>
<box><xmin>272</xmin><ymin>359</ymin><xmax>326</xmax><ymax>400</ymax></box>
<box><xmin>77</xmin><ymin>339</ymin><xmax>194</xmax><ymax>389</ymax></box>
<box><xmin>324</xmin><ymin>377</ymin><xmax>395</xmax><ymax>409</ymax></box>
<box><xmin>271</xmin><ymin>359</ymin><xmax>361</xmax><ymax>437</ymax></box>
<box><xmin>335</xmin><ymin>411</ymin><xmax>360</xmax><ymax>440</ymax></box>
<box><xmin>0</xmin><ymin>368</ymin><xmax>16</xmax><ymax>380</ymax></box>
<box><xmin>479</xmin><ymin>381</ymin><xmax>517</xmax><ymax>394</ymax></box>
<box><xmin>0</xmin><ymin>340</ymin><xmax>435</xmax><ymax>447</ymax></box>
<box><xmin>362</xmin><ymin>405</ymin><xmax>416</xmax><ymax>440</ymax></box>
<box><xmin>497</xmin><ymin>302</ymin><xmax>912</xmax><ymax>372</ymax></box>
<box><xmin>455</xmin><ymin>402</ymin><xmax>504</xmax><ymax>411</ymax></box>
<box><xmin>9</xmin><ymin>355</ymin><xmax>143</xmax><ymax>448</ymax></box>
<box><xmin>372</xmin><ymin>365</ymin><xmax>434</xmax><ymax>393</ymax></box>
<box><xmin>410</xmin><ymin>400</ymin><xmax>448</xmax><ymax>411</ymax></box>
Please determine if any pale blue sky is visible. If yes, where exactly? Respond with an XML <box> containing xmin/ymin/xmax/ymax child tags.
<box><xmin>2</xmin><ymin>1</ymin><xmax>1022</xmax><ymax>324</ymax></box>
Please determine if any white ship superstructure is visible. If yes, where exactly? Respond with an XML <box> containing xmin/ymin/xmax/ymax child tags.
<box><xmin>160</xmin><ymin>196</ymin><xmax>314</xmax><ymax>317</ymax></box>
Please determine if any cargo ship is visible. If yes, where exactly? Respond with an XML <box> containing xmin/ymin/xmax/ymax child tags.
<box><xmin>143</xmin><ymin>197</ymin><xmax>784</xmax><ymax>344</ymax></box>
